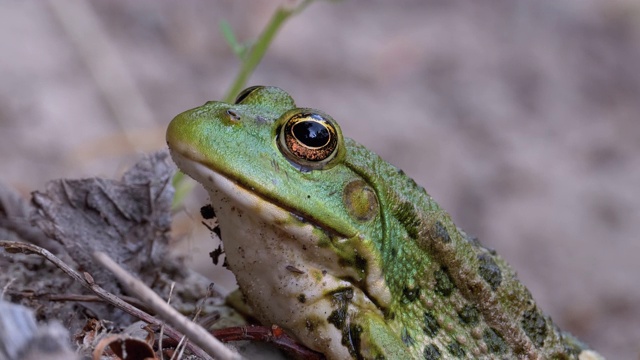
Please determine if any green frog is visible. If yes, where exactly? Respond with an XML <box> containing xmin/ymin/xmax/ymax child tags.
<box><xmin>166</xmin><ymin>86</ymin><xmax>603</xmax><ymax>359</ymax></box>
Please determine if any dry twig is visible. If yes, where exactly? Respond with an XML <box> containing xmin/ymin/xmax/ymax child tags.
<box><xmin>0</xmin><ymin>241</ymin><xmax>213</xmax><ymax>360</ymax></box>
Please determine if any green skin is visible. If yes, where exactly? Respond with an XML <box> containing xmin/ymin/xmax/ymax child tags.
<box><xmin>167</xmin><ymin>87</ymin><xmax>602</xmax><ymax>360</ymax></box>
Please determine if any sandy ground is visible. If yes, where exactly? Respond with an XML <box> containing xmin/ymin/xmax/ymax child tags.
<box><xmin>1</xmin><ymin>1</ymin><xmax>639</xmax><ymax>358</ymax></box>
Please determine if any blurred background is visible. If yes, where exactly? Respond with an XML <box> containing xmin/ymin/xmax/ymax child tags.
<box><xmin>1</xmin><ymin>1</ymin><xmax>638</xmax><ymax>358</ymax></box>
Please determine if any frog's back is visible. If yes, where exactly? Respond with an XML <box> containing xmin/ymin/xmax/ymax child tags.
<box><xmin>343</xmin><ymin>138</ymin><xmax>600</xmax><ymax>359</ymax></box>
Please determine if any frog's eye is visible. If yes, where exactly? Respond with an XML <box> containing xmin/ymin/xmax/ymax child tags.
<box><xmin>233</xmin><ymin>86</ymin><xmax>297</xmax><ymax>111</ymax></box>
<box><xmin>277</xmin><ymin>110</ymin><xmax>342</xmax><ymax>170</ymax></box>
<box><xmin>234</xmin><ymin>86</ymin><xmax>264</xmax><ymax>104</ymax></box>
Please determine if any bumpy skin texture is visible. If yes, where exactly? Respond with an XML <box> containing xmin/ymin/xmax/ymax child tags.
<box><xmin>167</xmin><ymin>87</ymin><xmax>602</xmax><ymax>359</ymax></box>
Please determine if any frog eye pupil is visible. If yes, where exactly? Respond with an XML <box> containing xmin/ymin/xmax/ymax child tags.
<box><xmin>278</xmin><ymin>111</ymin><xmax>341</xmax><ymax>170</ymax></box>
<box><xmin>292</xmin><ymin>120</ymin><xmax>330</xmax><ymax>148</ymax></box>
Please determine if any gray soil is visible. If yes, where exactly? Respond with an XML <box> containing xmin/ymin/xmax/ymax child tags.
<box><xmin>1</xmin><ymin>1</ymin><xmax>639</xmax><ymax>358</ymax></box>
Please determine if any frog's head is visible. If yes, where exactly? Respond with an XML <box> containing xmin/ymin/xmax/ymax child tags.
<box><xmin>167</xmin><ymin>86</ymin><xmax>383</xmax><ymax>273</ymax></box>
<box><xmin>168</xmin><ymin>87</ymin><xmax>401</xmax><ymax>354</ymax></box>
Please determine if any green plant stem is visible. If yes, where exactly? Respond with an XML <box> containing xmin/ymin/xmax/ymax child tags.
<box><xmin>223</xmin><ymin>2</ymin><xmax>310</xmax><ymax>102</ymax></box>
<box><xmin>173</xmin><ymin>1</ymin><xmax>316</xmax><ymax>209</ymax></box>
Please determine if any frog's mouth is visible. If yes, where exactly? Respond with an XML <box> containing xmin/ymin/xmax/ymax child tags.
<box><xmin>169</xmin><ymin>149</ymin><xmax>355</xmax><ymax>240</ymax></box>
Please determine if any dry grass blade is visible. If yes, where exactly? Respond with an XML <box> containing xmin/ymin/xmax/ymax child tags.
<box><xmin>93</xmin><ymin>251</ymin><xmax>244</xmax><ymax>360</ymax></box>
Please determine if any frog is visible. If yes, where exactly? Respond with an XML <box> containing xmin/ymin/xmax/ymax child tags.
<box><xmin>166</xmin><ymin>86</ymin><xmax>603</xmax><ymax>360</ymax></box>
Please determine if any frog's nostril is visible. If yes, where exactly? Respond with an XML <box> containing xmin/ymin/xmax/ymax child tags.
<box><xmin>226</xmin><ymin>109</ymin><xmax>241</xmax><ymax>122</ymax></box>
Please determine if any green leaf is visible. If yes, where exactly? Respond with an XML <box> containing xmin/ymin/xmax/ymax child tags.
<box><xmin>219</xmin><ymin>20</ymin><xmax>245</xmax><ymax>58</ymax></box>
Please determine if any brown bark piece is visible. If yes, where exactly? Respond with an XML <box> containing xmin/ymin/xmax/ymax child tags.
<box><xmin>30</xmin><ymin>151</ymin><xmax>174</xmax><ymax>294</ymax></box>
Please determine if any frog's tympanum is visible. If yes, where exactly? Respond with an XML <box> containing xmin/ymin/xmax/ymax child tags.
<box><xmin>167</xmin><ymin>86</ymin><xmax>602</xmax><ymax>359</ymax></box>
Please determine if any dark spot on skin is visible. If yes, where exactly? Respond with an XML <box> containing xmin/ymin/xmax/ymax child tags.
<box><xmin>328</xmin><ymin>308</ymin><xmax>347</xmax><ymax>329</ymax></box>
<box><xmin>397</xmin><ymin>168</ymin><xmax>405</xmax><ymax>176</ymax></box>
<box><xmin>478</xmin><ymin>254</ymin><xmax>502</xmax><ymax>290</ymax></box>
<box><xmin>483</xmin><ymin>328</ymin><xmax>507</xmax><ymax>354</ymax></box>
<box><xmin>327</xmin><ymin>287</ymin><xmax>354</xmax><ymax>330</ymax></box>
<box><xmin>401</xmin><ymin>327</ymin><xmax>415</xmax><ymax>346</ymax></box>
<box><xmin>423</xmin><ymin>344</ymin><xmax>441</xmax><ymax>360</ymax></box>
<box><xmin>256</xmin><ymin>115</ymin><xmax>268</xmax><ymax>123</ymax></box>
<box><xmin>297</xmin><ymin>294</ymin><xmax>306</xmax><ymax>303</ymax></box>
<box><xmin>458</xmin><ymin>305</ymin><xmax>480</xmax><ymax>326</ymax></box>
<box><xmin>355</xmin><ymin>254</ymin><xmax>367</xmax><ymax>273</ymax></box>
<box><xmin>200</xmin><ymin>205</ymin><xmax>216</xmax><ymax>219</ymax></box>
<box><xmin>209</xmin><ymin>245</ymin><xmax>223</xmax><ymax>265</ymax></box>
<box><xmin>222</xmin><ymin>256</ymin><xmax>229</xmax><ymax>269</ymax></box>
<box><xmin>433</xmin><ymin>221</ymin><xmax>451</xmax><ymax>243</ymax></box>
<box><xmin>286</xmin><ymin>265</ymin><xmax>305</xmax><ymax>274</ymax></box>
<box><xmin>447</xmin><ymin>341</ymin><xmax>466</xmax><ymax>357</ymax></box>
<box><xmin>434</xmin><ymin>267</ymin><xmax>455</xmax><ymax>296</ymax></box>
<box><xmin>396</xmin><ymin>201</ymin><xmax>421</xmax><ymax>239</ymax></box>
<box><xmin>423</xmin><ymin>311</ymin><xmax>440</xmax><ymax>337</ymax></box>
<box><xmin>403</xmin><ymin>286</ymin><xmax>420</xmax><ymax>303</ymax></box>
<box><xmin>322</xmin><ymin>269</ymin><xmax>328</xmax><ymax>276</ymax></box>
<box><xmin>522</xmin><ymin>308</ymin><xmax>548</xmax><ymax>348</ymax></box>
